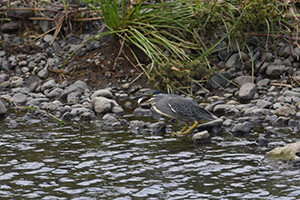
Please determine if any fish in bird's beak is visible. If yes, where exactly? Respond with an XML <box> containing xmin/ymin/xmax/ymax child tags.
<box><xmin>137</xmin><ymin>95</ymin><xmax>151</xmax><ymax>106</ymax></box>
<box><xmin>132</xmin><ymin>90</ymin><xmax>162</xmax><ymax>106</ymax></box>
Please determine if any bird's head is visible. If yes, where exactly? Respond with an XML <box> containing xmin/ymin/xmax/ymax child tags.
<box><xmin>133</xmin><ymin>90</ymin><xmax>163</xmax><ymax>106</ymax></box>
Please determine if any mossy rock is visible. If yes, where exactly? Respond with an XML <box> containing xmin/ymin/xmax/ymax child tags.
<box><xmin>265</xmin><ymin>141</ymin><xmax>300</xmax><ymax>161</ymax></box>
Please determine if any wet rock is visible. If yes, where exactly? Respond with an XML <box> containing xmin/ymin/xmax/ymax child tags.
<box><xmin>234</xmin><ymin>76</ymin><xmax>254</xmax><ymax>86</ymax></box>
<box><xmin>192</xmin><ymin>130</ymin><xmax>211</xmax><ymax>144</ymax></box>
<box><xmin>197</xmin><ymin>118</ymin><xmax>223</xmax><ymax>130</ymax></box>
<box><xmin>265</xmin><ymin>141</ymin><xmax>300</xmax><ymax>161</ymax></box>
<box><xmin>133</xmin><ymin>107</ymin><xmax>152</xmax><ymax>117</ymax></box>
<box><xmin>0</xmin><ymin>100</ymin><xmax>7</xmax><ymax>115</ymax></box>
<box><xmin>129</xmin><ymin>120</ymin><xmax>149</xmax><ymax>134</ymax></box>
<box><xmin>91</xmin><ymin>89</ymin><xmax>113</xmax><ymax>99</ymax></box>
<box><xmin>231</xmin><ymin>121</ymin><xmax>251</xmax><ymax>134</ymax></box>
<box><xmin>238</xmin><ymin>83</ymin><xmax>256</xmax><ymax>101</ymax></box>
<box><xmin>274</xmin><ymin>104</ymin><xmax>296</xmax><ymax>117</ymax></box>
<box><xmin>149</xmin><ymin>121</ymin><xmax>166</xmax><ymax>134</ymax></box>
<box><xmin>102</xmin><ymin>113</ymin><xmax>119</xmax><ymax>124</ymax></box>
<box><xmin>12</xmin><ymin>93</ymin><xmax>27</xmax><ymax>105</ymax></box>
<box><xmin>257</xmin><ymin>134</ymin><xmax>269</xmax><ymax>147</ymax></box>
<box><xmin>272</xmin><ymin>116</ymin><xmax>290</xmax><ymax>126</ymax></box>
<box><xmin>91</xmin><ymin>96</ymin><xmax>118</xmax><ymax>114</ymax></box>
<box><xmin>213</xmin><ymin>104</ymin><xmax>238</xmax><ymax>116</ymax></box>
<box><xmin>70</xmin><ymin>107</ymin><xmax>96</xmax><ymax>120</ymax></box>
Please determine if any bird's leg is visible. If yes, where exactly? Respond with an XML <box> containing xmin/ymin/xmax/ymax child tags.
<box><xmin>172</xmin><ymin>123</ymin><xmax>190</xmax><ymax>135</ymax></box>
<box><xmin>182</xmin><ymin>121</ymin><xmax>198</xmax><ymax>135</ymax></box>
<box><xmin>179</xmin><ymin>123</ymin><xmax>189</xmax><ymax>133</ymax></box>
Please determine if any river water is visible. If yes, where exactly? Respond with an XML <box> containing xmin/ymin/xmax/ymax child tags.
<box><xmin>0</xmin><ymin>112</ymin><xmax>300</xmax><ymax>199</ymax></box>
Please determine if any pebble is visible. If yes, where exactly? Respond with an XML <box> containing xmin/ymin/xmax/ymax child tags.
<box><xmin>238</xmin><ymin>83</ymin><xmax>257</xmax><ymax>101</ymax></box>
<box><xmin>0</xmin><ymin>100</ymin><xmax>7</xmax><ymax>115</ymax></box>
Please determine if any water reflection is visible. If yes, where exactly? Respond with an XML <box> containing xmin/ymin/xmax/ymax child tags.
<box><xmin>0</xmin><ymin>117</ymin><xmax>300</xmax><ymax>199</ymax></box>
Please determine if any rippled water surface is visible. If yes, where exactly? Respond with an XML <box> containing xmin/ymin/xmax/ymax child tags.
<box><xmin>1</xmin><ymin>115</ymin><xmax>300</xmax><ymax>199</ymax></box>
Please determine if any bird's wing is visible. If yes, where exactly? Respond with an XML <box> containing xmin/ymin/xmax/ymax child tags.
<box><xmin>168</xmin><ymin>97</ymin><xmax>215</xmax><ymax>121</ymax></box>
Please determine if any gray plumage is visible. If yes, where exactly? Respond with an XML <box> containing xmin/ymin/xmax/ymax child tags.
<box><xmin>149</xmin><ymin>93</ymin><xmax>215</xmax><ymax>122</ymax></box>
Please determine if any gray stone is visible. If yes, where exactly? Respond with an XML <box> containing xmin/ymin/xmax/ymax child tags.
<box><xmin>231</xmin><ymin>122</ymin><xmax>251</xmax><ymax>133</ymax></box>
<box><xmin>133</xmin><ymin>107</ymin><xmax>152</xmax><ymax>117</ymax></box>
<box><xmin>206</xmin><ymin>71</ymin><xmax>232</xmax><ymax>90</ymax></box>
<box><xmin>243</xmin><ymin>106</ymin><xmax>273</xmax><ymax>117</ymax></box>
<box><xmin>40</xmin><ymin>100</ymin><xmax>62</xmax><ymax>111</ymax></box>
<box><xmin>70</xmin><ymin>107</ymin><xmax>94</xmax><ymax>116</ymax></box>
<box><xmin>43</xmin><ymin>34</ymin><xmax>53</xmax><ymax>43</ymax></box>
<box><xmin>111</xmin><ymin>106</ymin><xmax>124</xmax><ymax>114</ymax></box>
<box><xmin>12</xmin><ymin>93</ymin><xmax>27</xmax><ymax>105</ymax></box>
<box><xmin>11</xmin><ymin>87</ymin><xmax>30</xmax><ymax>94</ymax></box>
<box><xmin>67</xmin><ymin>91</ymin><xmax>82</xmax><ymax>103</ymax></box>
<box><xmin>274</xmin><ymin>104</ymin><xmax>296</xmax><ymax>117</ymax></box>
<box><xmin>0</xmin><ymin>59</ymin><xmax>9</xmax><ymax>71</ymax></box>
<box><xmin>52</xmin><ymin>42</ymin><xmax>61</xmax><ymax>53</ymax></box>
<box><xmin>266</xmin><ymin>64</ymin><xmax>285</xmax><ymax>77</ymax></box>
<box><xmin>213</xmin><ymin>104</ymin><xmax>238</xmax><ymax>116</ymax></box>
<box><xmin>192</xmin><ymin>130</ymin><xmax>211</xmax><ymax>144</ymax></box>
<box><xmin>149</xmin><ymin>121</ymin><xmax>166</xmax><ymax>134</ymax></box>
<box><xmin>102</xmin><ymin>113</ymin><xmax>119</xmax><ymax>124</ymax></box>
<box><xmin>91</xmin><ymin>89</ymin><xmax>113</xmax><ymax>99</ymax></box>
<box><xmin>283</xmin><ymin>90</ymin><xmax>300</xmax><ymax>98</ymax></box>
<box><xmin>257</xmin><ymin>134</ymin><xmax>269</xmax><ymax>147</ymax></box>
<box><xmin>234</xmin><ymin>76</ymin><xmax>254</xmax><ymax>86</ymax></box>
<box><xmin>225</xmin><ymin>53</ymin><xmax>241</xmax><ymax>68</ymax></box>
<box><xmin>0</xmin><ymin>100</ymin><xmax>7</xmax><ymax>115</ymax></box>
<box><xmin>238</xmin><ymin>83</ymin><xmax>256</xmax><ymax>100</ymax></box>
<box><xmin>18</xmin><ymin>60</ymin><xmax>27</xmax><ymax>66</ymax></box>
<box><xmin>39</xmin><ymin>20</ymin><xmax>49</xmax><ymax>32</ymax></box>
<box><xmin>9</xmin><ymin>76</ymin><xmax>24</xmax><ymax>87</ymax></box>
<box><xmin>41</xmin><ymin>79</ymin><xmax>56</xmax><ymax>91</ymax></box>
<box><xmin>0</xmin><ymin>51</ymin><xmax>5</xmax><ymax>57</ymax></box>
<box><xmin>1</xmin><ymin>21</ymin><xmax>19</xmax><ymax>32</ymax></box>
<box><xmin>129</xmin><ymin>120</ymin><xmax>151</xmax><ymax>134</ymax></box>
<box><xmin>46</xmin><ymin>88</ymin><xmax>63</xmax><ymax>98</ymax></box>
<box><xmin>265</xmin><ymin>141</ymin><xmax>300</xmax><ymax>161</ymax></box>
<box><xmin>0</xmin><ymin>73</ymin><xmax>9</xmax><ymax>82</ymax></box>
<box><xmin>197</xmin><ymin>118</ymin><xmax>223</xmax><ymax>129</ymax></box>
<box><xmin>61</xmin><ymin>80</ymin><xmax>88</xmax><ymax>98</ymax></box>
<box><xmin>256</xmin><ymin>78</ymin><xmax>270</xmax><ymax>87</ymax></box>
<box><xmin>91</xmin><ymin>96</ymin><xmax>118</xmax><ymax>114</ymax></box>
<box><xmin>47</xmin><ymin>58</ymin><xmax>56</xmax><ymax>66</ymax></box>
<box><xmin>256</xmin><ymin>99</ymin><xmax>272</xmax><ymax>109</ymax></box>
<box><xmin>37</xmin><ymin>66</ymin><xmax>49</xmax><ymax>79</ymax></box>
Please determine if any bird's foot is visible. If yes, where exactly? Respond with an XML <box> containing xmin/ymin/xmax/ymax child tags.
<box><xmin>171</xmin><ymin>132</ymin><xmax>188</xmax><ymax>136</ymax></box>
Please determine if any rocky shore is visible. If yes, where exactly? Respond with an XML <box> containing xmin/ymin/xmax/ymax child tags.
<box><xmin>1</xmin><ymin>5</ymin><xmax>300</xmax><ymax>163</ymax></box>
